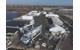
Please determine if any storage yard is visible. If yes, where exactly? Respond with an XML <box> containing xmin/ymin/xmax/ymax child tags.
<box><xmin>6</xmin><ymin>6</ymin><xmax>73</xmax><ymax>50</ymax></box>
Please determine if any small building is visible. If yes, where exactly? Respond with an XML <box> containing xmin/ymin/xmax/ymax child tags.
<box><xmin>28</xmin><ymin>11</ymin><xmax>41</xmax><ymax>16</ymax></box>
<box><xmin>43</xmin><ymin>7</ymin><xmax>52</xmax><ymax>11</ymax></box>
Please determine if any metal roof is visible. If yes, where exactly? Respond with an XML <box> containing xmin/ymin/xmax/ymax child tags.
<box><xmin>46</xmin><ymin>13</ymin><xmax>59</xmax><ymax>17</ymax></box>
<box><xmin>49</xmin><ymin>25</ymin><xmax>66</xmax><ymax>33</ymax></box>
<box><xmin>21</xmin><ymin>15</ymin><xmax>33</xmax><ymax>20</ymax></box>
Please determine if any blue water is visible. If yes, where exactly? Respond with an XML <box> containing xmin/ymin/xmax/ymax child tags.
<box><xmin>6</xmin><ymin>12</ymin><xmax>23</xmax><ymax>21</ymax></box>
<box><xmin>6</xmin><ymin>12</ymin><xmax>26</xmax><ymax>27</ymax></box>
